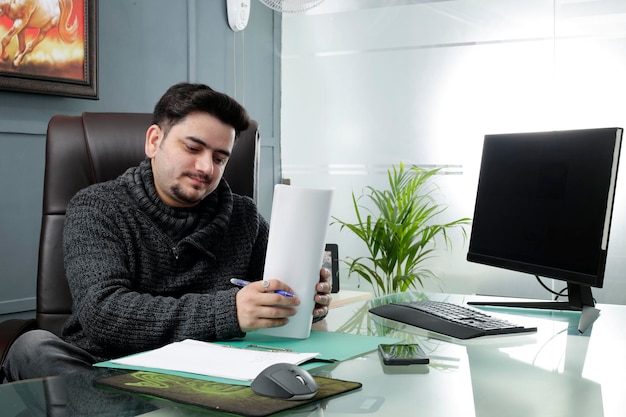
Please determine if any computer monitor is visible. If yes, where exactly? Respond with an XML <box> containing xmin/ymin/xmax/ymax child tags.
<box><xmin>466</xmin><ymin>127</ymin><xmax>622</xmax><ymax>324</ymax></box>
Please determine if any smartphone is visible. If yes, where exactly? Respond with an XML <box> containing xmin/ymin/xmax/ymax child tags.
<box><xmin>378</xmin><ymin>343</ymin><xmax>429</xmax><ymax>365</ymax></box>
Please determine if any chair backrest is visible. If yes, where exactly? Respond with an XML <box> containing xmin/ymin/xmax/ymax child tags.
<box><xmin>37</xmin><ymin>112</ymin><xmax>259</xmax><ymax>335</ymax></box>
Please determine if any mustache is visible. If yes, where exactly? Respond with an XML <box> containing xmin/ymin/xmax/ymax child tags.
<box><xmin>185</xmin><ymin>172</ymin><xmax>211</xmax><ymax>183</ymax></box>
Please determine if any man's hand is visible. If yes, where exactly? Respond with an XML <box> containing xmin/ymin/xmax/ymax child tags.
<box><xmin>235</xmin><ymin>279</ymin><xmax>300</xmax><ymax>332</ymax></box>
<box><xmin>235</xmin><ymin>268</ymin><xmax>331</xmax><ymax>332</ymax></box>
<box><xmin>313</xmin><ymin>267</ymin><xmax>332</xmax><ymax>321</ymax></box>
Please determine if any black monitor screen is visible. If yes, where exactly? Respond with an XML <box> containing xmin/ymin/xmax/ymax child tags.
<box><xmin>467</xmin><ymin>128</ymin><xmax>622</xmax><ymax>290</ymax></box>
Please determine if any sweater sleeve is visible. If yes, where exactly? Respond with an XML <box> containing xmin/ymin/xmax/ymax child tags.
<box><xmin>62</xmin><ymin>190</ymin><xmax>247</xmax><ymax>359</ymax></box>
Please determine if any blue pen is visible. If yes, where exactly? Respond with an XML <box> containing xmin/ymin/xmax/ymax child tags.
<box><xmin>229</xmin><ymin>278</ymin><xmax>295</xmax><ymax>297</ymax></box>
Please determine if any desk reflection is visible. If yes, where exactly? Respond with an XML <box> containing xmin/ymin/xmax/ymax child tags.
<box><xmin>467</xmin><ymin>309</ymin><xmax>603</xmax><ymax>417</ymax></box>
<box><xmin>326</xmin><ymin>292</ymin><xmax>606</xmax><ymax>417</ymax></box>
<box><xmin>8</xmin><ymin>369</ymin><xmax>158</xmax><ymax>417</ymax></box>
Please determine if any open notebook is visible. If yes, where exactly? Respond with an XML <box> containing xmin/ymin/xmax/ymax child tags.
<box><xmin>95</xmin><ymin>331</ymin><xmax>402</xmax><ymax>385</ymax></box>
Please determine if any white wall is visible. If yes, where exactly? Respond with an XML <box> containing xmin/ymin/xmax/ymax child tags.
<box><xmin>280</xmin><ymin>0</ymin><xmax>626</xmax><ymax>304</ymax></box>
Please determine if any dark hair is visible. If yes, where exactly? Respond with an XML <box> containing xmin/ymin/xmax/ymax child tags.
<box><xmin>152</xmin><ymin>82</ymin><xmax>250</xmax><ymax>138</ymax></box>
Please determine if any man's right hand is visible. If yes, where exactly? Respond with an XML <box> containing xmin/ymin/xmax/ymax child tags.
<box><xmin>235</xmin><ymin>279</ymin><xmax>300</xmax><ymax>332</ymax></box>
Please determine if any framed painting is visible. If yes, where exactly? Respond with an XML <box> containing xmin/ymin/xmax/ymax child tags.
<box><xmin>0</xmin><ymin>0</ymin><xmax>97</xmax><ymax>99</ymax></box>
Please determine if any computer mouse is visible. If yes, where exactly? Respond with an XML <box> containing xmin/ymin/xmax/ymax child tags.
<box><xmin>251</xmin><ymin>363</ymin><xmax>319</xmax><ymax>401</ymax></box>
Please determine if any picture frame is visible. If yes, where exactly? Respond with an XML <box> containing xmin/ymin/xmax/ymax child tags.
<box><xmin>0</xmin><ymin>0</ymin><xmax>98</xmax><ymax>99</ymax></box>
<box><xmin>323</xmin><ymin>243</ymin><xmax>340</xmax><ymax>293</ymax></box>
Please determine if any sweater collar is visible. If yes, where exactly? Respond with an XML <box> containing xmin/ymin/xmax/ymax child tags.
<box><xmin>125</xmin><ymin>159</ymin><xmax>233</xmax><ymax>253</ymax></box>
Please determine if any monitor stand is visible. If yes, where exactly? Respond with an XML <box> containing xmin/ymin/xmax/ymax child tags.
<box><xmin>467</xmin><ymin>282</ymin><xmax>600</xmax><ymax>334</ymax></box>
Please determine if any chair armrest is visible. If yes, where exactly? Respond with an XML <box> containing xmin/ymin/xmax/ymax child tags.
<box><xmin>0</xmin><ymin>318</ymin><xmax>37</xmax><ymax>382</ymax></box>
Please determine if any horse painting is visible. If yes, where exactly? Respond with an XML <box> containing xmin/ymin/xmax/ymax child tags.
<box><xmin>0</xmin><ymin>0</ymin><xmax>78</xmax><ymax>67</ymax></box>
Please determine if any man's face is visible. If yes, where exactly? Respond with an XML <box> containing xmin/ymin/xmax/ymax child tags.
<box><xmin>145</xmin><ymin>112</ymin><xmax>236</xmax><ymax>208</ymax></box>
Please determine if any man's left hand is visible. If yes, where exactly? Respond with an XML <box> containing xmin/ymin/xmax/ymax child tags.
<box><xmin>313</xmin><ymin>267</ymin><xmax>332</xmax><ymax>321</ymax></box>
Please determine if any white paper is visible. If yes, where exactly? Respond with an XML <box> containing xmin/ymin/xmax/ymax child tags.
<box><xmin>258</xmin><ymin>184</ymin><xmax>334</xmax><ymax>339</ymax></box>
<box><xmin>110</xmin><ymin>339</ymin><xmax>319</xmax><ymax>381</ymax></box>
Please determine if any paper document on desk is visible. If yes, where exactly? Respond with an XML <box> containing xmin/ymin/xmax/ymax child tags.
<box><xmin>258</xmin><ymin>184</ymin><xmax>334</xmax><ymax>339</ymax></box>
<box><xmin>108</xmin><ymin>339</ymin><xmax>319</xmax><ymax>381</ymax></box>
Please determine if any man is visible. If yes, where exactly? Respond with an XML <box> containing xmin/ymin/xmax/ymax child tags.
<box><xmin>3</xmin><ymin>82</ymin><xmax>331</xmax><ymax>381</ymax></box>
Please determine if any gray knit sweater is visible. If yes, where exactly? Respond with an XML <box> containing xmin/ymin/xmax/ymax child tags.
<box><xmin>62</xmin><ymin>159</ymin><xmax>268</xmax><ymax>362</ymax></box>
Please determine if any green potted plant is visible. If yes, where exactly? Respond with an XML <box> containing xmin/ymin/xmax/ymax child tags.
<box><xmin>333</xmin><ymin>162</ymin><xmax>471</xmax><ymax>297</ymax></box>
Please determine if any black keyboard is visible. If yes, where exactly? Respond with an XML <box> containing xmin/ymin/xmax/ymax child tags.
<box><xmin>369</xmin><ymin>300</ymin><xmax>537</xmax><ymax>340</ymax></box>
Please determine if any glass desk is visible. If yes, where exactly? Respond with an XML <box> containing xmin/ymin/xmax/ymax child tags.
<box><xmin>2</xmin><ymin>292</ymin><xmax>625</xmax><ymax>416</ymax></box>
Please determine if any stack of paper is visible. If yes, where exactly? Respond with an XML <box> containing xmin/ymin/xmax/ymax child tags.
<box><xmin>108</xmin><ymin>339</ymin><xmax>319</xmax><ymax>381</ymax></box>
<box><xmin>259</xmin><ymin>184</ymin><xmax>334</xmax><ymax>339</ymax></box>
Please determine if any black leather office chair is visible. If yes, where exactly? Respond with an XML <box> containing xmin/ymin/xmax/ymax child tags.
<box><xmin>0</xmin><ymin>113</ymin><xmax>259</xmax><ymax>383</ymax></box>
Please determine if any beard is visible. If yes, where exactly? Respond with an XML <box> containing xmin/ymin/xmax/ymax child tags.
<box><xmin>169</xmin><ymin>179</ymin><xmax>213</xmax><ymax>206</ymax></box>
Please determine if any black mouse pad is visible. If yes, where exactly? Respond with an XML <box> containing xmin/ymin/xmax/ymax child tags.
<box><xmin>96</xmin><ymin>371</ymin><xmax>362</xmax><ymax>417</ymax></box>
